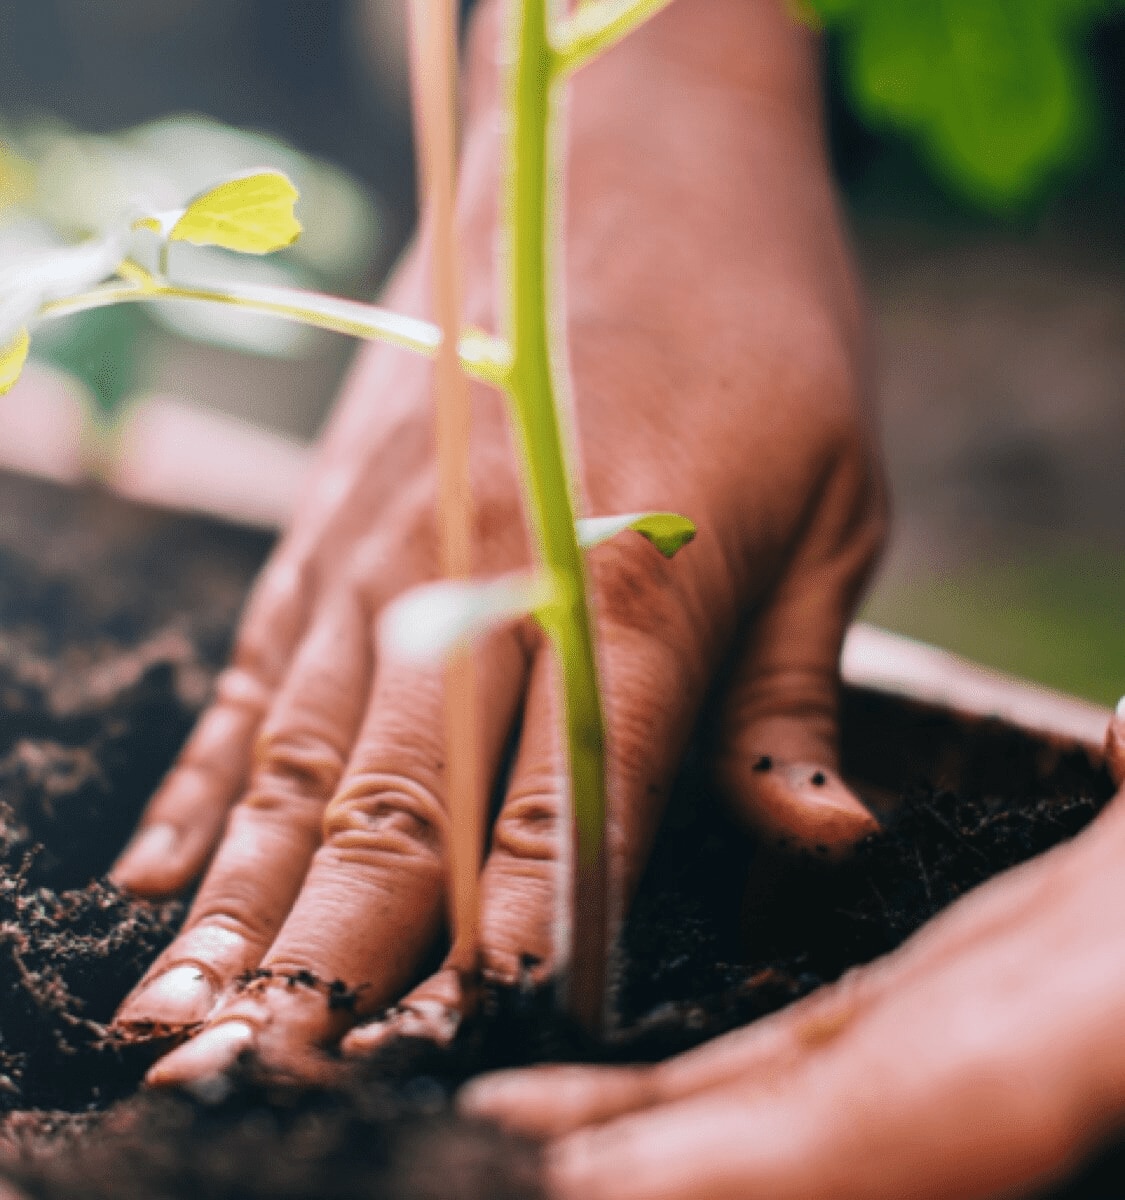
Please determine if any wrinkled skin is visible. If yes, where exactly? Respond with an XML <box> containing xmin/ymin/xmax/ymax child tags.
<box><xmin>463</xmin><ymin>723</ymin><xmax>1125</xmax><ymax>1200</ymax></box>
<box><xmin>111</xmin><ymin>0</ymin><xmax>886</xmax><ymax>1082</ymax></box>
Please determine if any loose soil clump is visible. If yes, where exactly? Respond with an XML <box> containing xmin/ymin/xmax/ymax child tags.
<box><xmin>0</xmin><ymin>470</ymin><xmax>1118</xmax><ymax>1199</ymax></box>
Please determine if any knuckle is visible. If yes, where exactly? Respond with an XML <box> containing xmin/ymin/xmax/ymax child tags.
<box><xmin>187</xmin><ymin>901</ymin><xmax>280</xmax><ymax>951</ymax></box>
<box><xmin>492</xmin><ymin>790</ymin><xmax>560</xmax><ymax>862</ymax></box>
<box><xmin>212</xmin><ymin>664</ymin><xmax>273</xmax><ymax>717</ymax></box>
<box><xmin>251</xmin><ymin>724</ymin><xmax>347</xmax><ymax>805</ymax></box>
<box><xmin>323</xmin><ymin>772</ymin><xmax>447</xmax><ymax>860</ymax></box>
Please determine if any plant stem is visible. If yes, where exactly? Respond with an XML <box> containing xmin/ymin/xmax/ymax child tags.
<box><xmin>503</xmin><ymin>0</ymin><xmax>608</xmax><ymax>1031</ymax></box>
<box><xmin>38</xmin><ymin>279</ymin><xmax>512</xmax><ymax>389</ymax></box>
<box><xmin>552</xmin><ymin>0</ymin><xmax>675</xmax><ymax>76</ymax></box>
<box><xmin>409</xmin><ymin>0</ymin><xmax>484</xmax><ymax>982</ymax></box>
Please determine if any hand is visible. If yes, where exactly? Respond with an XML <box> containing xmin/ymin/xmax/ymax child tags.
<box><xmin>462</xmin><ymin>776</ymin><xmax>1125</xmax><ymax>1200</ymax></box>
<box><xmin>110</xmin><ymin>0</ymin><xmax>885</xmax><ymax>1084</ymax></box>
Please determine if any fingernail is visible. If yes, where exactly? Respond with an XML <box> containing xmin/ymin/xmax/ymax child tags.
<box><xmin>146</xmin><ymin>1020</ymin><xmax>255</xmax><ymax>1088</ymax></box>
<box><xmin>340</xmin><ymin>1020</ymin><xmax>392</xmax><ymax>1057</ymax></box>
<box><xmin>1116</xmin><ymin>696</ymin><xmax>1125</xmax><ymax>720</ymax></box>
<box><xmin>112</xmin><ymin>823</ymin><xmax>178</xmax><ymax>887</ymax></box>
<box><xmin>117</xmin><ymin>965</ymin><xmax>216</xmax><ymax>1028</ymax></box>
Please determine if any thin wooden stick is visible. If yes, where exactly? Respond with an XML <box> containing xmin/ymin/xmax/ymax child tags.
<box><xmin>408</xmin><ymin>0</ymin><xmax>483</xmax><ymax>979</ymax></box>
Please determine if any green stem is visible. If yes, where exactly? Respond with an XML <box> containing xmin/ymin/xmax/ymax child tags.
<box><xmin>551</xmin><ymin>0</ymin><xmax>675</xmax><ymax>76</ymax></box>
<box><xmin>504</xmin><ymin>0</ymin><xmax>608</xmax><ymax>1030</ymax></box>
<box><xmin>39</xmin><ymin>278</ymin><xmax>512</xmax><ymax>389</ymax></box>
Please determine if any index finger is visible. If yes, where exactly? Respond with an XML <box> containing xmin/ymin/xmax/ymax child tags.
<box><xmin>111</xmin><ymin>553</ymin><xmax>312</xmax><ymax>896</ymax></box>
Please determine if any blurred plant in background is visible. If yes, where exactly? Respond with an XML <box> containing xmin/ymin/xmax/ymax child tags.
<box><xmin>0</xmin><ymin>115</ymin><xmax>381</xmax><ymax>429</ymax></box>
<box><xmin>805</xmin><ymin>0</ymin><xmax>1124</xmax><ymax>208</ymax></box>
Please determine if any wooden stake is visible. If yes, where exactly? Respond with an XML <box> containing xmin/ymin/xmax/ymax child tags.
<box><xmin>408</xmin><ymin>0</ymin><xmax>482</xmax><ymax>979</ymax></box>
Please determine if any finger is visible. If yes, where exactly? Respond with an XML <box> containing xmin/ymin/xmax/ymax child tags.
<box><xmin>342</xmin><ymin>644</ymin><xmax>565</xmax><ymax>1056</ymax></box>
<box><xmin>482</xmin><ymin>550</ymin><xmax>717</xmax><ymax>979</ymax></box>
<box><xmin>147</xmin><ymin>630</ymin><xmax>528</xmax><ymax>1085</ymax></box>
<box><xmin>111</xmin><ymin>553</ymin><xmax>312</xmax><ymax>895</ymax></box>
<box><xmin>341</xmin><ymin>965</ymin><xmax>467</xmax><ymax>1056</ymax></box>
<box><xmin>716</xmin><ymin>475</ymin><xmax>884</xmax><ymax>857</ymax></box>
<box><xmin>115</xmin><ymin>588</ymin><xmax>370</xmax><ymax>1032</ymax></box>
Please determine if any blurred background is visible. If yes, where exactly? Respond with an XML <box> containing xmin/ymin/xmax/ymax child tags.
<box><xmin>0</xmin><ymin>0</ymin><xmax>1121</xmax><ymax>704</ymax></box>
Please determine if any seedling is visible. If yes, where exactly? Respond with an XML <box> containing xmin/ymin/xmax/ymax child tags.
<box><xmin>0</xmin><ymin>0</ymin><xmax>692</xmax><ymax>1029</ymax></box>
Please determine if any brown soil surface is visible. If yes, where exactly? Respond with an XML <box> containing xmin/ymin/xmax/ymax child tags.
<box><xmin>0</xmin><ymin>469</ymin><xmax>1119</xmax><ymax>1199</ymax></box>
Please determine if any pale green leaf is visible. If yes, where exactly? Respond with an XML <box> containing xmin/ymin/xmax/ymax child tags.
<box><xmin>0</xmin><ymin>328</ymin><xmax>30</xmax><ymax>395</ymax></box>
<box><xmin>382</xmin><ymin>572</ymin><xmax>555</xmax><ymax>664</ymax></box>
<box><xmin>577</xmin><ymin>511</ymin><xmax>696</xmax><ymax>558</ymax></box>
<box><xmin>148</xmin><ymin>171</ymin><xmax>302</xmax><ymax>255</ymax></box>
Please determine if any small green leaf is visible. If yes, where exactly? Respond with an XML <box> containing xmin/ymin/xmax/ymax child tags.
<box><xmin>382</xmin><ymin>572</ymin><xmax>556</xmax><ymax>665</ymax></box>
<box><xmin>0</xmin><ymin>328</ymin><xmax>30</xmax><ymax>395</ymax></box>
<box><xmin>134</xmin><ymin>171</ymin><xmax>303</xmax><ymax>256</ymax></box>
<box><xmin>577</xmin><ymin>511</ymin><xmax>696</xmax><ymax>558</ymax></box>
<box><xmin>167</xmin><ymin>171</ymin><xmax>302</xmax><ymax>254</ymax></box>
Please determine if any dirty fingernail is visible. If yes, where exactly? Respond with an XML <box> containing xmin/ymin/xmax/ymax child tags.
<box><xmin>118</xmin><ymin>964</ymin><xmax>216</xmax><ymax>1028</ymax></box>
<box><xmin>111</xmin><ymin>823</ymin><xmax>179</xmax><ymax>887</ymax></box>
<box><xmin>146</xmin><ymin>1020</ymin><xmax>254</xmax><ymax>1088</ymax></box>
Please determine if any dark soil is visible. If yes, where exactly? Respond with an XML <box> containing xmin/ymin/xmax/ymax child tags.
<box><xmin>0</xmin><ymin>469</ymin><xmax>1118</xmax><ymax>1200</ymax></box>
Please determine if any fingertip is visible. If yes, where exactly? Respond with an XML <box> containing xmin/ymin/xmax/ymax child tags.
<box><xmin>341</xmin><ymin>999</ymin><xmax>461</xmax><ymax>1057</ymax></box>
<box><xmin>457</xmin><ymin>1070</ymin><xmax>543</xmax><ymax>1125</ymax></box>
<box><xmin>115</xmin><ymin>964</ymin><xmax>217</xmax><ymax>1030</ymax></box>
<box><xmin>145</xmin><ymin>1020</ymin><xmax>255</xmax><ymax>1090</ymax></box>
<box><xmin>729</xmin><ymin>757</ymin><xmax>878</xmax><ymax>858</ymax></box>
<box><xmin>110</xmin><ymin>823</ymin><xmax>187</xmax><ymax>895</ymax></box>
<box><xmin>459</xmin><ymin>1065</ymin><xmax>655</xmax><ymax>1139</ymax></box>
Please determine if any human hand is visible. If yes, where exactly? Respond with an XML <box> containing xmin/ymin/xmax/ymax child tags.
<box><xmin>110</xmin><ymin>0</ymin><xmax>885</xmax><ymax>1083</ymax></box>
<box><xmin>462</xmin><ymin>770</ymin><xmax>1125</xmax><ymax>1200</ymax></box>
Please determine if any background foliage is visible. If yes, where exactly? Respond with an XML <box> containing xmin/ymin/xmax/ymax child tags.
<box><xmin>807</xmin><ymin>0</ymin><xmax>1124</xmax><ymax>207</ymax></box>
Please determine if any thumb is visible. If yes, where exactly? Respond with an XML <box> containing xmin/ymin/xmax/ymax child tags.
<box><xmin>717</xmin><ymin>482</ymin><xmax>884</xmax><ymax>858</ymax></box>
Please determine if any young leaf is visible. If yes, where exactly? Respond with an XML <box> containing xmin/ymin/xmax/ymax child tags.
<box><xmin>381</xmin><ymin>572</ymin><xmax>555</xmax><ymax>665</ymax></box>
<box><xmin>0</xmin><ymin>327</ymin><xmax>30</xmax><ymax>395</ymax></box>
<box><xmin>134</xmin><ymin>171</ymin><xmax>302</xmax><ymax>255</ymax></box>
<box><xmin>577</xmin><ymin>511</ymin><xmax>696</xmax><ymax>558</ymax></box>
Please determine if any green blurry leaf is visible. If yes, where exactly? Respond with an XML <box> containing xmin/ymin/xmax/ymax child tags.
<box><xmin>135</xmin><ymin>171</ymin><xmax>302</xmax><ymax>255</ymax></box>
<box><xmin>846</xmin><ymin>0</ymin><xmax>1091</xmax><ymax>204</ymax></box>
<box><xmin>577</xmin><ymin>512</ymin><xmax>697</xmax><ymax>558</ymax></box>
<box><xmin>382</xmin><ymin>572</ymin><xmax>556</xmax><ymax>665</ymax></box>
<box><xmin>0</xmin><ymin>328</ymin><xmax>29</xmax><ymax>395</ymax></box>
<box><xmin>809</xmin><ymin>0</ymin><xmax>1119</xmax><ymax>206</ymax></box>
<box><xmin>38</xmin><ymin>306</ymin><xmax>142</xmax><ymax>419</ymax></box>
